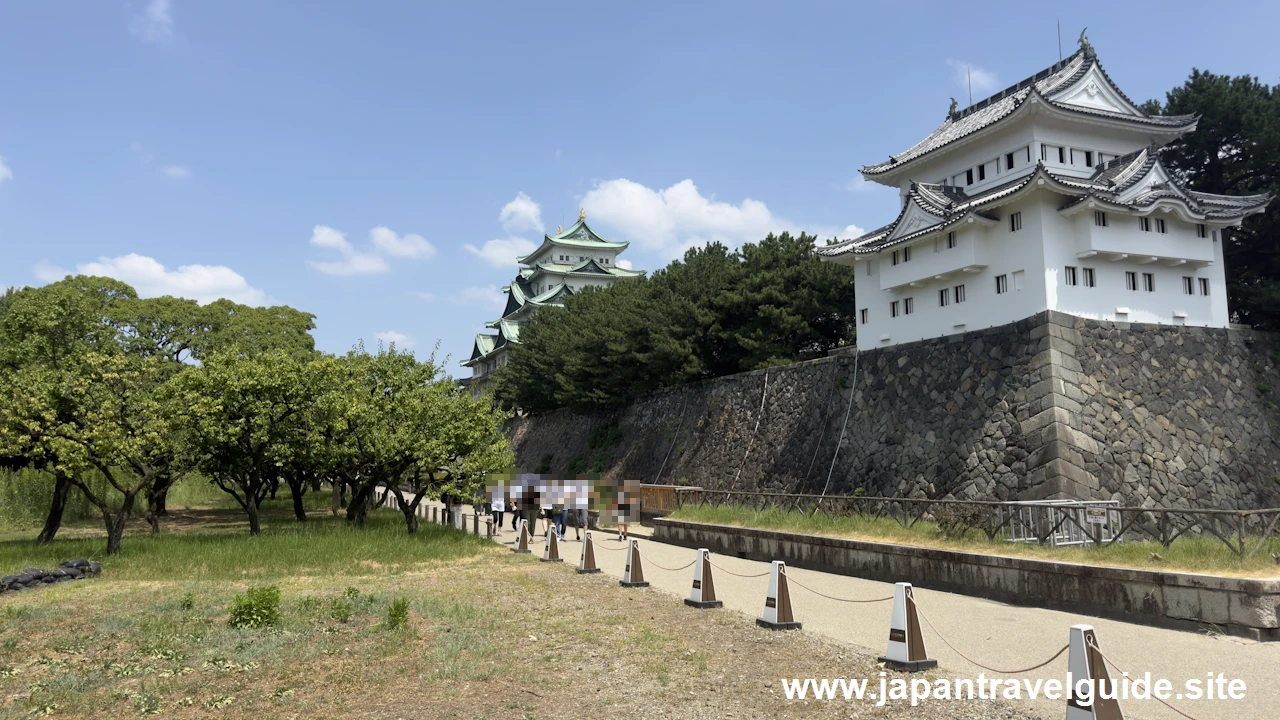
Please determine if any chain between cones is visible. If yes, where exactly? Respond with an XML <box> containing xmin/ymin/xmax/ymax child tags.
<box><xmin>634</xmin><ymin>547</ymin><xmax>697</xmax><ymax>572</ymax></box>
<box><xmin>706</xmin><ymin>560</ymin><xmax>772</xmax><ymax>578</ymax></box>
<box><xmin>911</xmin><ymin>594</ymin><xmax>1070</xmax><ymax>671</ymax></box>
<box><xmin>785</xmin><ymin>574</ymin><xmax>893</xmax><ymax>604</ymax></box>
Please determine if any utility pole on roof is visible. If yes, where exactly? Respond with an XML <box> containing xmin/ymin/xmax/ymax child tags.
<box><xmin>1057</xmin><ymin>19</ymin><xmax>1063</xmax><ymax>61</ymax></box>
<box><xmin>967</xmin><ymin>68</ymin><xmax>972</xmax><ymax>106</ymax></box>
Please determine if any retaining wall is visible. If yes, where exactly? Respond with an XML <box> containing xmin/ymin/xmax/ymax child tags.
<box><xmin>652</xmin><ymin>517</ymin><xmax>1280</xmax><ymax>641</ymax></box>
<box><xmin>508</xmin><ymin>311</ymin><xmax>1280</xmax><ymax>509</ymax></box>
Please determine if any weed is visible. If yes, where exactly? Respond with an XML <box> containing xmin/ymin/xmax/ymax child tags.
<box><xmin>1</xmin><ymin>606</ymin><xmax>30</xmax><ymax>623</ymax></box>
<box><xmin>1259</xmin><ymin>383</ymin><xmax>1272</xmax><ymax>394</ymax></box>
<box><xmin>179</xmin><ymin>592</ymin><xmax>195</xmax><ymax>611</ymax></box>
<box><xmin>330</xmin><ymin>598</ymin><xmax>354</xmax><ymax>624</ymax></box>
<box><xmin>296</xmin><ymin>595</ymin><xmax>322</xmax><ymax>613</ymax></box>
<box><xmin>204</xmin><ymin>695</ymin><xmax>236</xmax><ymax>710</ymax></box>
<box><xmin>228</xmin><ymin>585</ymin><xmax>281</xmax><ymax>629</ymax></box>
<box><xmin>384</xmin><ymin>597</ymin><xmax>410</xmax><ymax>631</ymax></box>
<box><xmin>344</xmin><ymin>586</ymin><xmax>361</xmax><ymax>599</ymax></box>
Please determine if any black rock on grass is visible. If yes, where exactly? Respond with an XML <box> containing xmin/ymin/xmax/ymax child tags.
<box><xmin>0</xmin><ymin>559</ymin><xmax>101</xmax><ymax>594</ymax></box>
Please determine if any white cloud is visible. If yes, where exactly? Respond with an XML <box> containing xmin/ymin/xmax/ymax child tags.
<box><xmin>946</xmin><ymin>59</ymin><xmax>1000</xmax><ymax>97</ymax></box>
<box><xmin>309</xmin><ymin>225</ymin><xmax>352</xmax><ymax>252</ymax></box>
<box><xmin>462</xmin><ymin>237</ymin><xmax>537</xmax><ymax>268</ymax></box>
<box><xmin>841</xmin><ymin>224</ymin><xmax>867</xmax><ymax>239</ymax></box>
<box><xmin>161</xmin><ymin>164</ymin><xmax>190</xmax><ymax>179</ymax></box>
<box><xmin>69</xmin><ymin>253</ymin><xmax>269</xmax><ymax>305</ymax></box>
<box><xmin>581</xmin><ymin>178</ymin><xmax>796</xmax><ymax>259</ymax></box>
<box><xmin>33</xmin><ymin>261</ymin><xmax>68</xmax><ymax>283</ymax></box>
<box><xmin>0</xmin><ymin>156</ymin><xmax>12</xmax><ymax>183</ymax></box>
<box><xmin>374</xmin><ymin>330</ymin><xmax>412</xmax><ymax>348</ymax></box>
<box><xmin>408</xmin><ymin>291</ymin><xmax>435</xmax><ymax>302</ymax></box>
<box><xmin>616</xmin><ymin>258</ymin><xmax>633</xmax><ymax>270</ymax></box>
<box><xmin>305</xmin><ymin>224</ymin><xmax>391</xmax><ymax>276</ymax></box>
<box><xmin>369</xmin><ymin>226</ymin><xmax>435</xmax><ymax>259</ymax></box>
<box><xmin>130</xmin><ymin>0</ymin><xmax>174</xmax><ymax>43</ymax></box>
<box><xmin>499</xmin><ymin>192</ymin><xmax>544</xmax><ymax>235</ymax></box>
<box><xmin>451</xmin><ymin>285</ymin><xmax>505</xmax><ymax>312</ymax></box>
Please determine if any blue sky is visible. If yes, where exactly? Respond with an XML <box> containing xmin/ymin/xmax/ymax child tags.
<box><xmin>2</xmin><ymin>1</ymin><xmax>1278</xmax><ymax>371</ymax></box>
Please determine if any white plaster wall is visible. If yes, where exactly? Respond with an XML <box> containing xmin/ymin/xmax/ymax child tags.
<box><xmin>1040</xmin><ymin>200</ymin><xmax>1225</xmax><ymax>327</ymax></box>
<box><xmin>855</xmin><ymin>196</ymin><xmax>1047</xmax><ymax>351</ymax></box>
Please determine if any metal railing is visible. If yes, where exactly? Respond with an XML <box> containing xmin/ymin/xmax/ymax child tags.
<box><xmin>674</xmin><ymin>489</ymin><xmax>1280</xmax><ymax>557</ymax></box>
<box><xmin>1001</xmin><ymin>499</ymin><xmax>1121</xmax><ymax>547</ymax></box>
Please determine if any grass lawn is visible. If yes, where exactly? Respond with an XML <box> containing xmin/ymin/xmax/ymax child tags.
<box><xmin>0</xmin><ymin>496</ymin><xmax>1038</xmax><ymax>720</ymax></box>
<box><xmin>668</xmin><ymin>503</ymin><xmax>1280</xmax><ymax>578</ymax></box>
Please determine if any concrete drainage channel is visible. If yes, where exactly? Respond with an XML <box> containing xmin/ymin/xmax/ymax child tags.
<box><xmin>1</xmin><ymin>559</ymin><xmax>102</xmax><ymax>594</ymax></box>
<box><xmin>651</xmin><ymin>518</ymin><xmax>1280</xmax><ymax>641</ymax></box>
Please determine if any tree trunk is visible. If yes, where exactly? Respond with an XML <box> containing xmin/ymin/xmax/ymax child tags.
<box><xmin>289</xmin><ymin>479</ymin><xmax>307</xmax><ymax>522</ymax></box>
<box><xmin>103</xmin><ymin>493</ymin><xmax>137</xmax><ymax>556</ymax></box>
<box><xmin>268</xmin><ymin>477</ymin><xmax>279</xmax><ymax>500</ymax></box>
<box><xmin>330</xmin><ymin>481</ymin><xmax>341</xmax><ymax>517</ymax></box>
<box><xmin>346</xmin><ymin>485</ymin><xmax>372</xmax><ymax>526</ymax></box>
<box><xmin>145</xmin><ymin>475</ymin><xmax>176</xmax><ymax>534</ymax></box>
<box><xmin>402</xmin><ymin>506</ymin><xmax>419</xmax><ymax>535</ymax></box>
<box><xmin>36</xmin><ymin>472</ymin><xmax>72</xmax><ymax>546</ymax></box>
<box><xmin>246</xmin><ymin>495</ymin><xmax>262</xmax><ymax>535</ymax></box>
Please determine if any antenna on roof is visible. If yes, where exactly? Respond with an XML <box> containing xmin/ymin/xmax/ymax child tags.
<box><xmin>967</xmin><ymin>68</ymin><xmax>972</xmax><ymax>106</ymax></box>
<box><xmin>1057</xmin><ymin>19</ymin><xmax>1062</xmax><ymax>61</ymax></box>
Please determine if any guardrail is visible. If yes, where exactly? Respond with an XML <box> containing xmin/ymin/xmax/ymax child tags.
<box><xmin>676</xmin><ymin>489</ymin><xmax>1280</xmax><ymax>557</ymax></box>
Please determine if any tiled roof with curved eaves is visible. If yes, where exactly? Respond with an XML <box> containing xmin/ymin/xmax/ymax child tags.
<box><xmin>821</xmin><ymin>154</ymin><xmax>1271</xmax><ymax>258</ymax></box>
<box><xmin>861</xmin><ymin>49</ymin><xmax>1196</xmax><ymax>177</ymax></box>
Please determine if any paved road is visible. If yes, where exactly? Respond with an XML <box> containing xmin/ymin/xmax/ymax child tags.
<box><xmin>393</xmin><ymin>495</ymin><xmax>1273</xmax><ymax>720</ymax></box>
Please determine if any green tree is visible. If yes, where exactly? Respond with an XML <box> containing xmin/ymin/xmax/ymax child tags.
<box><xmin>0</xmin><ymin>352</ymin><xmax>176</xmax><ymax>554</ymax></box>
<box><xmin>117</xmin><ymin>294</ymin><xmax>318</xmax><ymax>520</ymax></box>
<box><xmin>494</xmin><ymin>232</ymin><xmax>857</xmax><ymax>413</ymax></box>
<box><xmin>171</xmin><ymin>351</ymin><xmax>326</xmax><ymax>534</ymax></box>
<box><xmin>382</xmin><ymin>380</ymin><xmax>513</xmax><ymax>534</ymax></box>
<box><xmin>1145</xmin><ymin>71</ymin><xmax>1280</xmax><ymax>328</ymax></box>
<box><xmin>316</xmin><ymin>346</ymin><xmax>511</xmax><ymax>532</ymax></box>
<box><xmin>0</xmin><ymin>276</ymin><xmax>137</xmax><ymax>544</ymax></box>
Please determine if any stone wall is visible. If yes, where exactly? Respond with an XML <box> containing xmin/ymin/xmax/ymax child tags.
<box><xmin>507</xmin><ymin>311</ymin><xmax>1280</xmax><ymax>509</ymax></box>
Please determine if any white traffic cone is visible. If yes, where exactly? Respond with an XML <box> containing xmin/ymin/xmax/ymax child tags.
<box><xmin>620</xmin><ymin>539</ymin><xmax>649</xmax><ymax>587</ymax></box>
<box><xmin>1066</xmin><ymin>625</ymin><xmax>1124</xmax><ymax>719</ymax></box>
<box><xmin>578</xmin><ymin>531</ymin><xmax>601</xmax><ymax>574</ymax></box>
<box><xmin>541</xmin><ymin>524</ymin><xmax>563</xmax><ymax>562</ymax></box>
<box><xmin>877</xmin><ymin>582</ymin><xmax>936</xmax><ymax>671</ymax></box>
<box><xmin>684</xmin><ymin>548</ymin><xmax>722</xmax><ymax>609</ymax></box>
<box><xmin>756</xmin><ymin>561</ymin><xmax>801</xmax><ymax>630</ymax></box>
<box><xmin>512</xmin><ymin>519</ymin><xmax>532</xmax><ymax>554</ymax></box>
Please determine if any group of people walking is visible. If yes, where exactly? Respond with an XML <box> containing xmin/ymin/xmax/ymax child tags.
<box><xmin>488</xmin><ymin>475</ymin><xmax>636</xmax><ymax>542</ymax></box>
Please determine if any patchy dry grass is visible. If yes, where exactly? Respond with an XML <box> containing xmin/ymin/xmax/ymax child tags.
<box><xmin>1</xmin><ymin>503</ymin><xmax>1042</xmax><ymax>719</ymax></box>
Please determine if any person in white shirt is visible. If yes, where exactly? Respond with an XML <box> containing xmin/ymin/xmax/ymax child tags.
<box><xmin>490</xmin><ymin>485</ymin><xmax>505</xmax><ymax>535</ymax></box>
<box><xmin>572</xmin><ymin>477</ymin><xmax>590</xmax><ymax>540</ymax></box>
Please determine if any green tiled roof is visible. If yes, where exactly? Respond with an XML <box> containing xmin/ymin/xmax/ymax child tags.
<box><xmin>516</xmin><ymin>219</ymin><xmax>629</xmax><ymax>263</ymax></box>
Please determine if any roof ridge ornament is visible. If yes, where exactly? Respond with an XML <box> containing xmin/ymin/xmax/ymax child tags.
<box><xmin>1077</xmin><ymin>27</ymin><xmax>1094</xmax><ymax>57</ymax></box>
<box><xmin>948</xmin><ymin>97</ymin><xmax>958</xmax><ymax>120</ymax></box>
<box><xmin>579</xmin><ymin>207</ymin><xmax>586</xmax><ymax>220</ymax></box>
